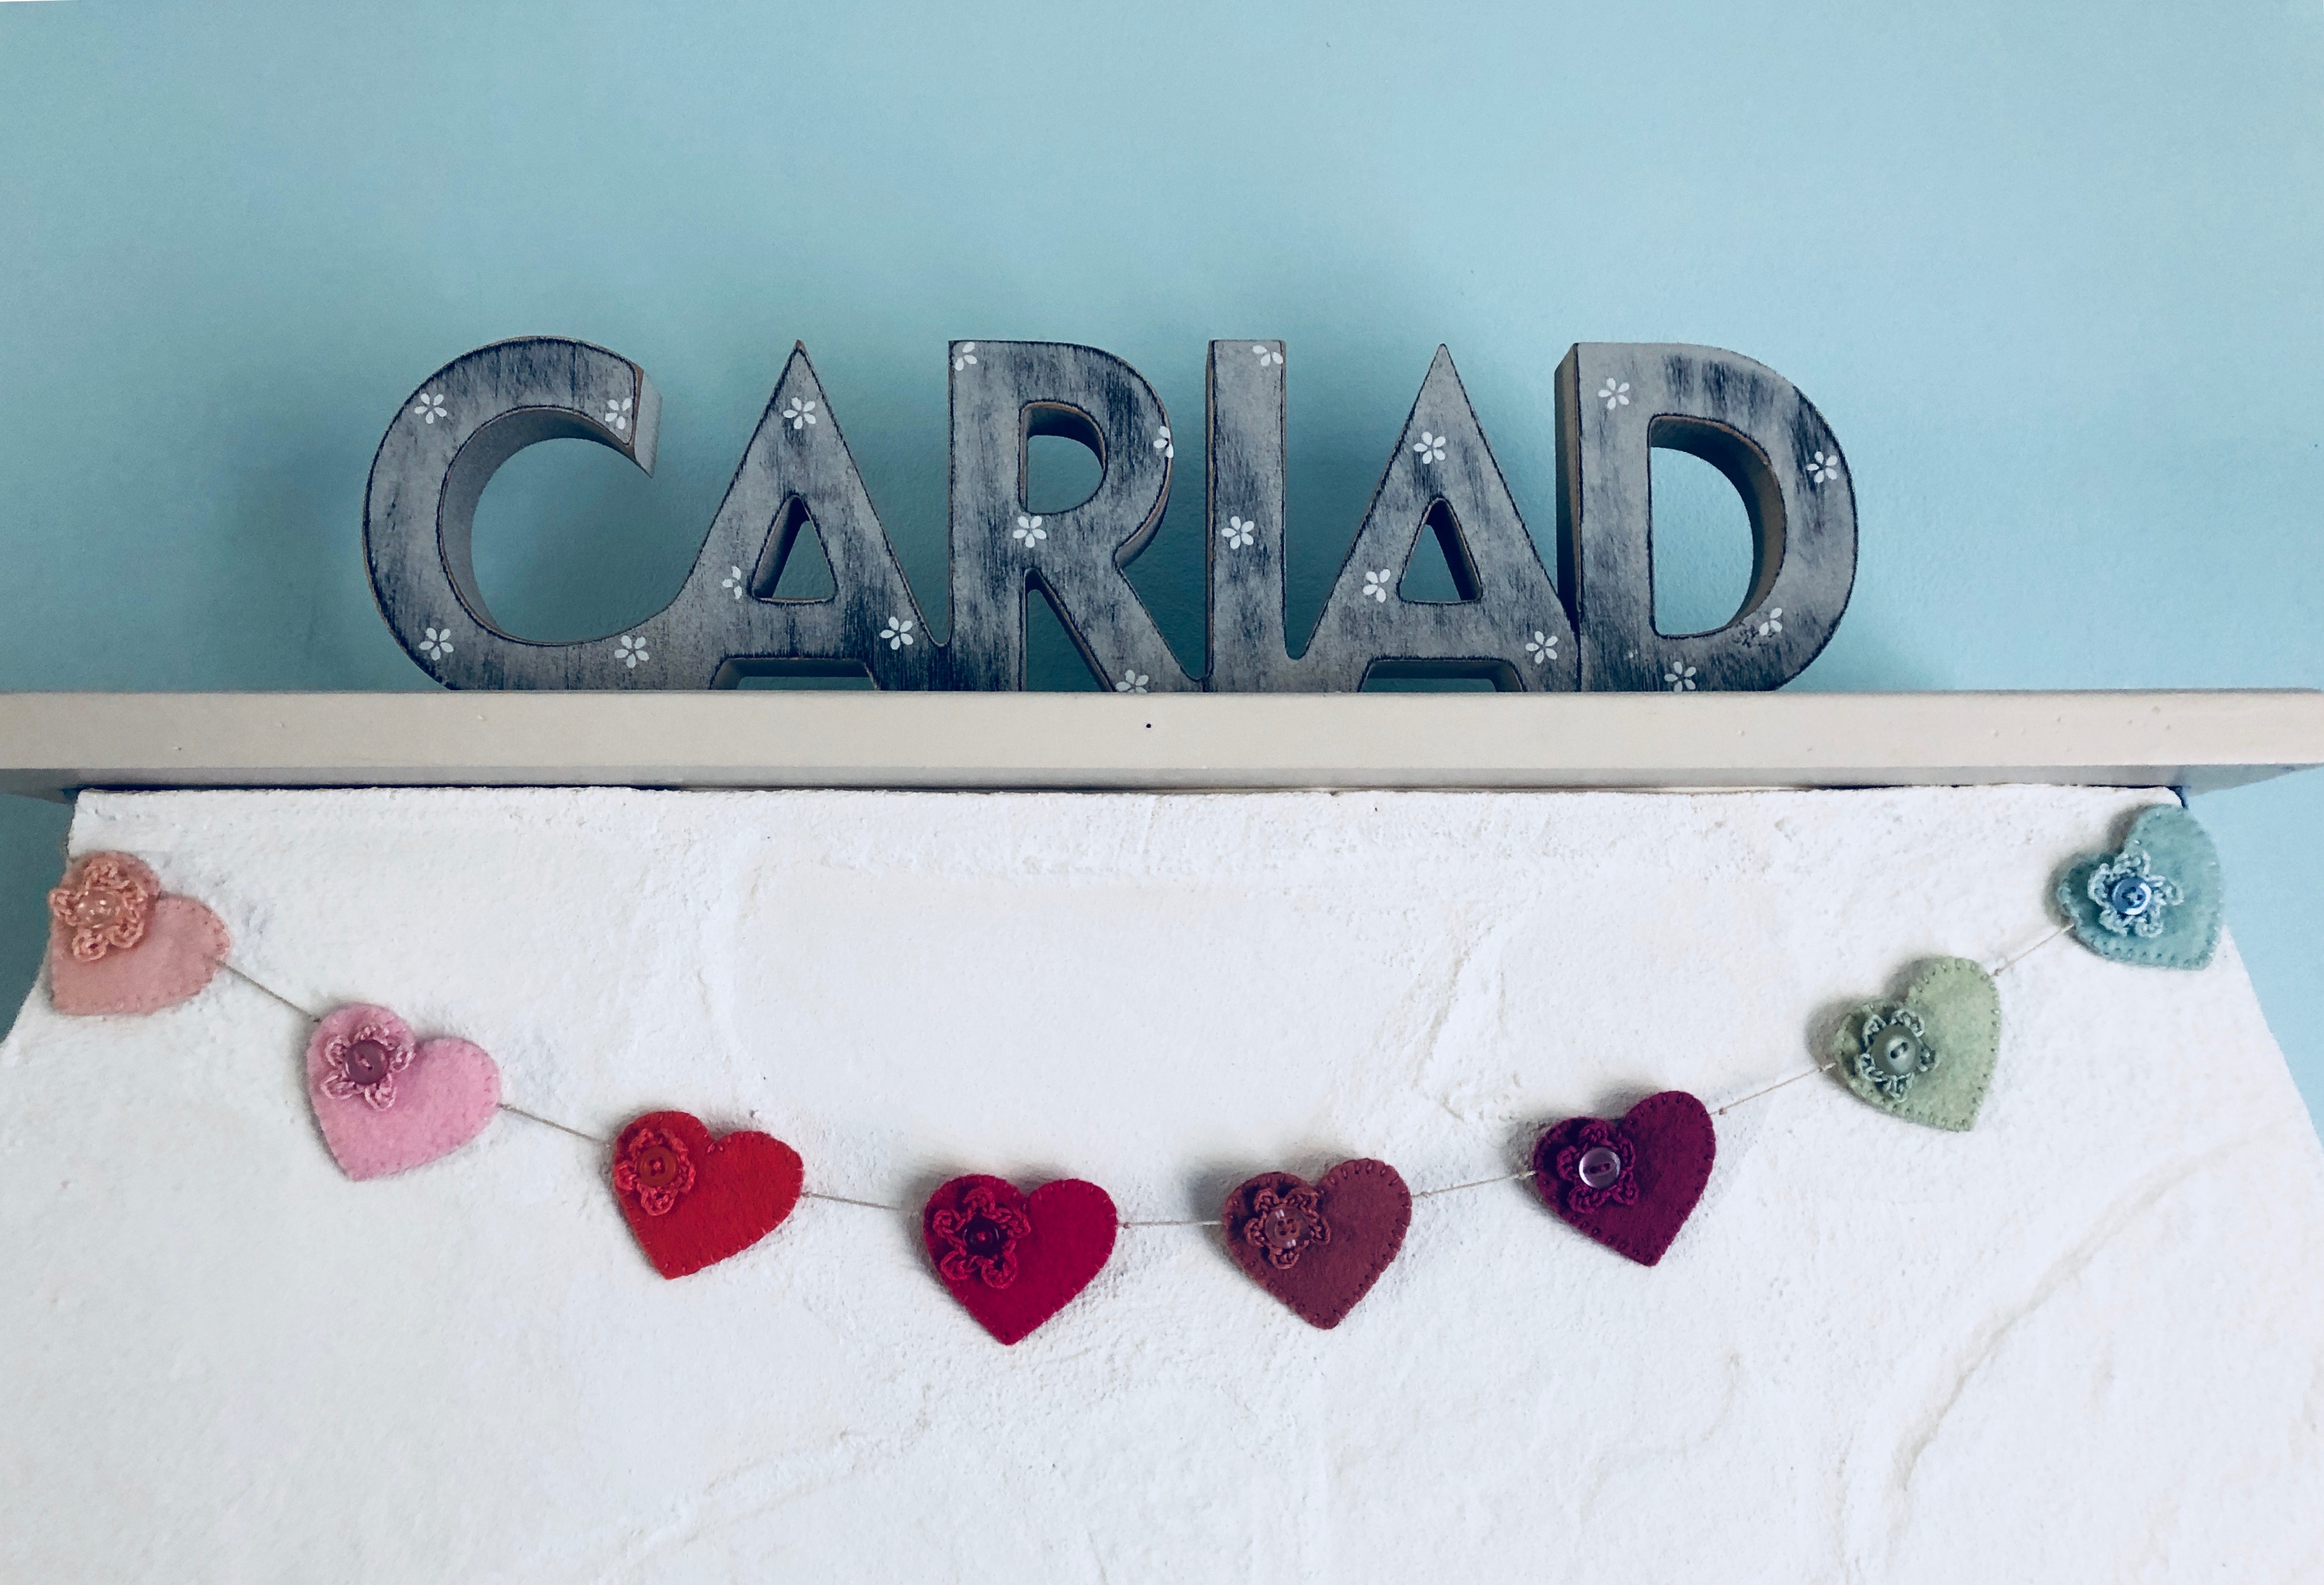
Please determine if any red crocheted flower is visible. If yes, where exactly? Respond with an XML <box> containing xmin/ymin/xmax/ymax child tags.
<box><xmin>48</xmin><ymin>855</ymin><xmax>155</xmax><ymax>963</ymax></box>
<box><xmin>319</xmin><ymin>1018</ymin><xmax>416</xmax><ymax>1112</ymax></box>
<box><xmin>1243</xmin><ymin>1182</ymin><xmax>1331</xmax><ymax>1270</ymax></box>
<box><xmin>613</xmin><ymin>1126</ymin><xmax>698</xmax><ymax>1217</ymax></box>
<box><xmin>930</xmin><ymin>1183</ymin><xmax>1033</xmax><ymax>1289</ymax></box>
<box><xmin>1553</xmin><ymin>1119</ymin><xmax>1642</xmax><ymax>1213</ymax></box>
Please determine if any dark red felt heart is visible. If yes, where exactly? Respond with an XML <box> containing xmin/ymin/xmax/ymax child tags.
<box><xmin>1532</xmin><ymin>1091</ymin><xmax>1716</xmax><ymax>1268</ymax></box>
<box><xmin>922</xmin><ymin>1175</ymin><xmax>1118</xmax><ymax>1345</ymax></box>
<box><xmin>609</xmin><ymin>1110</ymin><xmax>803</xmax><ymax>1280</ymax></box>
<box><xmin>1221</xmin><ymin>1159</ymin><xmax>1411</xmax><ymax>1329</ymax></box>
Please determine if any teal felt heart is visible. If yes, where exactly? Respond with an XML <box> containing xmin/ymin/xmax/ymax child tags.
<box><xmin>1828</xmin><ymin>957</ymin><xmax>1999</xmax><ymax>1132</ymax></box>
<box><xmin>2055</xmin><ymin>805</ymin><xmax>2223</xmax><ymax>970</ymax></box>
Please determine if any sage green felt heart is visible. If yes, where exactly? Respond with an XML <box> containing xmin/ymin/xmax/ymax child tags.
<box><xmin>2055</xmin><ymin>804</ymin><xmax>2223</xmax><ymax>971</ymax></box>
<box><xmin>1827</xmin><ymin>957</ymin><xmax>1999</xmax><ymax>1132</ymax></box>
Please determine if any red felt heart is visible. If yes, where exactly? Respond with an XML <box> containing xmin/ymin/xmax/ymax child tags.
<box><xmin>922</xmin><ymin>1175</ymin><xmax>1118</xmax><ymax>1345</ymax></box>
<box><xmin>609</xmin><ymin>1111</ymin><xmax>803</xmax><ymax>1281</ymax></box>
<box><xmin>1221</xmin><ymin>1159</ymin><xmax>1411</xmax><ymax>1329</ymax></box>
<box><xmin>1532</xmin><ymin>1091</ymin><xmax>1716</xmax><ymax>1267</ymax></box>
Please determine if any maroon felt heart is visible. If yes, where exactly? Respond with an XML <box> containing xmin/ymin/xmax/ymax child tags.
<box><xmin>1221</xmin><ymin>1159</ymin><xmax>1411</xmax><ymax>1329</ymax></box>
<box><xmin>923</xmin><ymin>1175</ymin><xmax>1118</xmax><ymax>1345</ymax></box>
<box><xmin>1532</xmin><ymin>1090</ymin><xmax>1716</xmax><ymax>1267</ymax></box>
<box><xmin>609</xmin><ymin>1111</ymin><xmax>804</xmax><ymax>1280</ymax></box>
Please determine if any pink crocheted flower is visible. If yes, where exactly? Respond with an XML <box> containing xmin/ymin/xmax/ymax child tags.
<box><xmin>319</xmin><ymin>1013</ymin><xmax>417</xmax><ymax>1112</ymax></box>
<box><xmin>1553</xmin><ymin>1119</ymin><xmax>1642</xmax><ymax>1214</ymax></box>
<box><xmin>47</xmin><ymin>854</ymin><xmax>156</xmax><ymax>963</ymax></box>
<box><xmin>613</xmin><ymin>1125</ymin><xmax>697</xmax><ymax>1217</ymax></box>
<box><xmin>1243</xmin><ymin>1182</ymin><xmax>1331</xmax><ymax>1270</ymax></box>
<box><xmin>930</xmin><ymin>1183</ymin><xmax>1034</xmax><ymax>1289</ymax></box>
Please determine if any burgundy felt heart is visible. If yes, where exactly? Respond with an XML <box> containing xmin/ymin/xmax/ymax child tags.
<box><xmin>610</xmin><ymin>1111</ymin><xmax>804</xmax><ymax>1280</ymax></box>
<box><xmin>1532</xmin><ymin>1090</ymin><xmax>1716</xmax><ymax>1267</ymax></box>
<box><xmin>46</xmin><ymin>852</ymin><xmax>230</xmax><ymax>1018</ymax></box>
<box><xmin>305</xmin><ymin>1003</ymin><xmax>502</xmax><ymax>1180</ymax></box>
<box><xmin>1221</xmin><ymin>1159</ymin><xmax>1411</xmax><ymax>1329</ymax></box>
<box><xmin>923</xmin><ymin>1175</ymin><xmax>1118</xmax><ymax>1345</ymax></box>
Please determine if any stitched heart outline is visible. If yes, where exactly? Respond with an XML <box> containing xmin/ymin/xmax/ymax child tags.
<box><xmin>305</xmin><ymin>1003</ymin><xmax>501</xmax><ymax>1180</ymax></box>
<box><xmin>1829</xmin><ymin>956</ymin><xmax>1999</xmax><ymax>1132</ymax></box>
<box><xmin>1221</xmin><ymin>1159</ymin><xmax>1411</xmax><ymax>1329</ymax></box>
<box><xmin>1532</xmin><ymin>1091</ymin><xmax>1716</xmax><ymax>1267</ymax></box>
<box><xmin>923</xmin><ymin>1175</ymin><xmax>1117</xmax><ymax>1345</ymax></box>
<box><xmin>609</xmin><ymin>1110</ymin><xmax>804</xmax><ymax>1280</ymax></box>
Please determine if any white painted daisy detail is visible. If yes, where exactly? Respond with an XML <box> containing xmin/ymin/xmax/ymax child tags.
<box><xmin>1597</xmin><ymin>380</ymin><xmax>1630</xmax><ymax>411</ymax></box>
<box><xmin>879</xmin><ymin>615</ymin><xmax>916</xmax><ymax>650</ymax></box>
<box><xmin>1806</xmin><ymin>450</ymin><xmax>1841</xmax><ymax>485</ymax></box>
<box><xmin>1524</xmin><ymin>629</ymin><xmax>1558</xmax><ymax>664</ymax></box>
<box><xmin>1154</xmin><ymin>425</ymin><xmax>1174</xmax><ymax>459</ymax></box>
<box><xmin>1756</xmin><ymin>607</ymin><xmax>1784</xmax><ymax>637</ymax></box>
<box><xmin>604</xmin><ymin>396</ymin><xmax>633</xmax><ymax>433</ymax></box>
<box><xmin>616</xmin><ymin>634</ymin><xmax>650</xmax><ymax>670</ymax></box>
<box><xmin>412</xmin><ymin>392</ymin><xmax>448</xmax><ymax>425</ymax></box>
<box><xmin>1013</xmin><ymin>514</ymin><xmax>1047</xmax><ymax>548</ymax></box>
<box><xmin>782</xmin><ymin>397</ymin><xmax>817</xmax><ymax>431</ymax></box>
<box><xmin>1252</xmin><ymin>343</ymin><xmax>1283</xmax><ymax>366</ymax></box>
<box><xmin>418</xmin><ymin>625</ymin><xmax>455</xmax><ymax>660</ymax></box>
<box><xmin>1362</xmin><ymin>568</ymin><xmax>1394</xmax><ymax>603</ymax></box>
<box><xmin>1221</xmin><ymin>515</ymin><xmax>1257</xmax><ymax>550</ymax></box>
<box><xmin>1664</xmin><ymin>662</ymin><xmax>1697</xmax><ymax>692</ymax></box>
<box><xmin>953</xmin><ymin>342</ymin><xmax>978</xmax><ymax>371</ymax></box>
<box><xmin>1115</xmin><ymin>672</ymin><xmax>1150</xmax><ymax>694</ymax></box>
<box><xmin>721</xmin><ymin>565</ymin><xmax>746</xmax><ymax>599</ymax></box>
<box><xmin>1413</xmin><ymin>430</ymin><xmax>1447</xmax><ymax>464</ymax></box>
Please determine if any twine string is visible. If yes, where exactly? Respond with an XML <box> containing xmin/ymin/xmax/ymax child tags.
<box><xmin>223</xmin><ymin>918</ymin><xmax>2075</xmax><ymax>1228</ymax></box>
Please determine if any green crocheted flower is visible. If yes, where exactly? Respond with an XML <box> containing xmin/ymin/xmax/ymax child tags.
<box><xmin>1854</xmin><ymin>1005</ymin><xmax>1938</xmax><ymax>1098</ymax></box>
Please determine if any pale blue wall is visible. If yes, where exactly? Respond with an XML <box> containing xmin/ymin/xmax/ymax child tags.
<box><xmin>4</xmin><ymin>1</ymin><xmax>2320</xmax><ymax>1115</ymax></box>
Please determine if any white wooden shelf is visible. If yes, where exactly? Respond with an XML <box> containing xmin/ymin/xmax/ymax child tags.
<box><xmin>2</xmin><ymin>690</ymin><xmax>2320</xmax><ymax>800</ymax></box>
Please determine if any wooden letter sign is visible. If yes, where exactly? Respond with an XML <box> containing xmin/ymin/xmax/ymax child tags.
<box><xmin>365</xmin><ymin>338</ymin><xmax>1854</xmax><ymax>691</ymax></box>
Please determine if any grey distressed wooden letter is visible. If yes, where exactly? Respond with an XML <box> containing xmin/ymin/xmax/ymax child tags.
<box><xmin>1556</xmin><ymin>343</ymin><xmax>1856</xmax><ymax>692</ymax></box>
<box><xmin>1244</xmin><ymin>346</ymin><xmax>1577</xmax><ymax>691</ymax></box>
<box><xmin>364</xmin><ymin>338</ymin><xmax>935</xmax><ymax>689</ymax></box>
<box><xmin>945</xmin><ymin>341</ymin><xmax>1195</xmax><ymax>692</ymax></box>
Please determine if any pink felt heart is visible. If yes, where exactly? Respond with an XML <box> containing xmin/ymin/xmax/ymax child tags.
<box><xmin>46</xmin><ymin>851</ymin><xmax>231</xmax><ymax>1018</ymax></box>
<box><xmin>304</xmin><ymin>1003</ymin><xmax>501</xmax><ymax>1180</ymax></box>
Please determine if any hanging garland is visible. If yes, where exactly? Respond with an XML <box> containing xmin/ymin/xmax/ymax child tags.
<box><xmin>37</xmin><ymin>804</ymin><xmax>2225</xmax><ymax>1345</ymax></box>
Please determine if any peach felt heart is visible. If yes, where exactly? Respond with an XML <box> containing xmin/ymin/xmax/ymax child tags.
<box><xmin>46</xmin><ymin>852</ymin><xmax>231</xmax><ymax>1017</ymax></box>
<box><xmin>305</xmin><ymin>1003</ymin><xmax>502</xmax><ymax>1180</ymax></box>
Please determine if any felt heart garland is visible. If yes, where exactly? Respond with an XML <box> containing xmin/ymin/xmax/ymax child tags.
<box><xmin>45</xmin><ymin>852</ymin><xmax>230</xmax><ymax>1017</ymax></box>
<box><xmin>1532</xmin><ymin>1092</ymin><xmax>1716</xmax><ymax>1267</ymax></box>
<box><xmin>609</xmin><ymin>1111</ymin><xmax>804</xmax><ymax>1279</ymax></box>
<box><xmin>923</xmin><ymin>1175</ymin><xmax>1118</xmax><ymax>1344</ymax></box>
<box><xmin>305</xmin><ymin>1003</ymin><xmax>503</xmax><ymax>1180</ymax></box>
<box><xmin>1221</xmin><ymin>1159</ymin><xmax>1411</xmax><ymax>1329</ymax></box>
<box><xmin>40</xmin><ymin>806</ymin><xmax>2230</xmax><ymax>1321</ymax></box>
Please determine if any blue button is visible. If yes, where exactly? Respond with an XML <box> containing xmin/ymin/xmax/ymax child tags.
<box><xmin>2109</xmin><ymin>874</ymin><xmax>2154</xmax><ymax>918</ymax></box>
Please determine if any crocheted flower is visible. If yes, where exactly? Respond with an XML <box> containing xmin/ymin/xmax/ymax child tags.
<box><xmin>930</xmin><ymin>1183</ymin><xmax>1033</xmax><ymax>1289</ymax></box>
<box><xmin>47</xmin><ymin>854</ymin><xmax>156</xmax><ymax>962</ymax></box>
<box><xmin>319</xmin><ymin>1016</ymin><xmax>417</xmax><ymax>1112</ymax></box>
<box><xmin>1552</xmin><ymin>1119</ymin><xmax>1641</xmax><ymax>1213</ymax></box>
<box><xmin>1854</xmin><ymin>1004</ymin><xmax>1940</xmax><ymax>1098</ymax></box>
<box><xmin>2087</xmin><ymin>848</ymin><xmax>2182</xmax><ymax>939</ymax></box>
<box><xmin>613</xmin><ymin>1124</ymin><xmax>698</xmax><ymax>1217</ymax></box>
<box><xmin>1242</xmin><ymin>1182</ymin><xmax>1330</xmax><ymax>1270</ymax></box>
